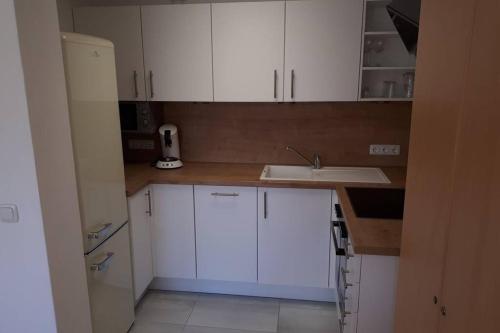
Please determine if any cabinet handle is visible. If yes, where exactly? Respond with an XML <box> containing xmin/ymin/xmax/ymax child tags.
<box><xmin>145</xmin><ymin>190</ymin><xmax>152</xmax><ymax>216</ymax></box>
<box><xmin>133</xmin><ymin>70</ymin><xmax>139</xmax><ymax>98</ymax></box>
<box><xmin>264</xmin><ymin>192</ymin><xmax>268</xmax><ymax>219</ymax></box>
<box><xmin>210</xmin><ymin>192</ymin><xmax>239</xmax><ymax>197</ymax></box>
<box><xmin>291</xmin><ymin>69</ymin><xmax>295</xmax><ymax>99</ymax></box>
<box><xmin>274</xmin><ymin>70</ymin><xmax>278</xmax><ymax>99</ymax></box>
<box><xmin>149</xmin><ymin>70</ymin><xmax>154</xmax><ymax>98</ymax></box>
<box><xmin>90</xmin><ymin>252</ymin><xmax>114</xmax><ymax>272</ymax></box>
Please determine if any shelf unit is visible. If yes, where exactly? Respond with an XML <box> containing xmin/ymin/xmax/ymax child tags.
<box><xmin>359</xmin><ymin>0</ymin><xmax>417</xmax><ymax>101</ymax></box>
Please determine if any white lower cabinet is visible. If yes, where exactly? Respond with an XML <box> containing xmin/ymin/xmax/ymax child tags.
<box><xmin>129</xmin><ymin>184</ymin><xmax>338</xmax><ymax>301</ymax></box>
<box><xmin>151</xmin><ymin>184</ymin><xmax>196</xmax><ymax>279</ymax></box>
<box><xmin>194</xmin><ymin>186</ymin><xmax>257</xmax><ymax>282</ymax></box>
<box><xmin>258</xmin><ymin>187</ymin><xmax>332</xmax><ymax>288</ymax></box>
<box><xmin>128</xmin><ymin>186</ymin><xmax>154</xmax><ymax>302</ymax></box>
<box><xmin>337</xmin><ymin>238</ymin><xmax>399</xmax><ymax>333</ymax></box>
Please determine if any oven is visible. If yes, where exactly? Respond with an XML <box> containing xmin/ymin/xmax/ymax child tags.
<box><xmin>332</xmin><ymin>202</ymin><xmax>357</xmax><ymax>333</ymax></box>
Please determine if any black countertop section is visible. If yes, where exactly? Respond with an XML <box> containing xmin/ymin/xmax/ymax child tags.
<box><xmin>346</xmin><ymin>187</ymin><xmax>405</xmax><ymax>220</ymax></box>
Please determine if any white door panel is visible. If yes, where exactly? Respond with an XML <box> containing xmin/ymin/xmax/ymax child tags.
<box><xmin>212</xmin><ymin>1</ymin><xmax>285</xmax><ymax>101</ymax></box>
<box><xmin>142</xmin><ymin>4</ymin><xmax>213</xmax><ymax>101</ymax></box>
<box><xmin>258</xmin><ymin>188</ymin><xmax>332</xmax><ymax>288</ymax></box>
<box><xmin>284</xmin><ymin>0</ymin><xmax>363</xmax><ymax>101</ymax></box>
<box><xmin>128</xmin><ymin>187</ymin><xmax>153</xmax><ymax>301</ymax></box>
<box><xmin>74</xmin><ymin>6</ymin><xmax>146</xmax><ymax>101</ymax></box>
<box><xmin>195</xmin><ymin>186</ymin><xmax>257</xmax><ymax>282</ymax></box>
<box><xmin>152</xmin><ymin>185</ymin><xmax>196</xmax><ymax>279</ymax></box>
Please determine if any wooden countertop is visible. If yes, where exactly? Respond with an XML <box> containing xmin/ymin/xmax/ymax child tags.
<box><xmin>125</xmin><ymin>162</ymin><xmax>406</xmax><ymax>196</ymax></box>
<box><xmin>337</xmin><ymin>186</ymin><xmax>403</xmax><ymax>256</ymax></box>
<box><xmin>125</xmin><ymin>162</ymin><xmax>405</xmax><ymax>256</ymax></box>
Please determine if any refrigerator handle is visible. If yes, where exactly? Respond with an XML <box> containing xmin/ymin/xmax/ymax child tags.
<box><xmin>87</xmin><ymin>222</ymin><xmax>113</xmax><ymax>240</ymax></box>
<box><xmin>90</xmin><ymin>252</ymin><xmax>115</xmax><ymax>272</ymax></box>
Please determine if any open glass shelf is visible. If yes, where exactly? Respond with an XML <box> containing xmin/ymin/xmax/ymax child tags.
<box><xmin>359</xmin><ymin>0</ymin><xmax>417</xmax><ymax>101</ymax></box>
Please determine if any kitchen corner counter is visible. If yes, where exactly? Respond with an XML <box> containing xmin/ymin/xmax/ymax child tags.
<box><xmin>337</xmin><ymin>186</ymin><xmax>403</xmax><ymax>256</ymax></box>
<box><xmin>125</xmin><ymin>162</ymin><xmax>405</xmax><ymax>257</ymax></box>
<box><xmin>124</xmin><ymin>162</ymin><xmax>406</xmax><ymax>197</ymax></box>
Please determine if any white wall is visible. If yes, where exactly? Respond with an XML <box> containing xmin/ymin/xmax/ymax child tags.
<box><xmin>0</xmin><ymin>1</ymin><xmax>58</xmax><ymax>332</ymax></box>
<box><xmin>0</xmin><ymin>1</ymin><xmax>92</xmax><ymax>332</ymax></box>
<box><xmin>14</xmin><ymin>1</ymin><xmax>93</xmax><ymax>333</ymax></box>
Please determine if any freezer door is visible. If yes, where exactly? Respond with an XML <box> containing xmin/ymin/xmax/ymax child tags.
<box><xmin>86</xmin><ymin>224</ymin><xmax>134</xmax><ymax>333</ymax></box>
<box><xmin>61</xmin><ymin>34</ymin><xmax>129</xmax><ymax>253</ymax></box>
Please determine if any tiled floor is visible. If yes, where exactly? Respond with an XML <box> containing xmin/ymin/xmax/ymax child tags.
<box><xmin>130</xmin><ymin>291</ymin><xmax>339</xmax><ymax>333</ymax></box>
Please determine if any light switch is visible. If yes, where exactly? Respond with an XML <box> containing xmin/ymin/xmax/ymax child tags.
<box><xmin>0</xmin><ymin>204</ymin><xmax>19</xmax><ymax>223</ymax></box>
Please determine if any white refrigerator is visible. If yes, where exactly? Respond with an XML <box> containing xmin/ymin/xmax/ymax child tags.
<box><xmin>61</xmin><ymin>32</ymin><xmax>134</xmax><ymax>333</ymax></box>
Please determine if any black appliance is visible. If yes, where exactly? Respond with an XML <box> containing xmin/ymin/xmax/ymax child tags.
<box><xmin>387</xmin><ymin>0</ymin><xmax>421</xmax><ymax>54</ymax></box>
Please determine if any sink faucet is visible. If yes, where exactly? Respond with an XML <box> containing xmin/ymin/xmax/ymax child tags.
<box><xmin>285</xmin><ymin>146</ymin><xmax>321</xmax><ymax>169</ymax></box>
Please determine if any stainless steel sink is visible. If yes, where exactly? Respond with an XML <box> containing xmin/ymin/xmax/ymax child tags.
<box><xmin>260</xmin><ymin>165</ymin><xmax>390</xmax><ymax>184</ymax></box>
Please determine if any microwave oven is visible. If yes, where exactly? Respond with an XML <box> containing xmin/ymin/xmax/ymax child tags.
<box><xmin>119</xmin><ymin>102</ymin><xmax>156</xmax><ymax>134</ymax></box>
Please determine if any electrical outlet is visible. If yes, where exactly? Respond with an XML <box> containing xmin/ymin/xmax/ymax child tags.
<box><xmin>369</xmin><ymin>144</ymin><xmax>400</xmax><ymax>156</ymax></box>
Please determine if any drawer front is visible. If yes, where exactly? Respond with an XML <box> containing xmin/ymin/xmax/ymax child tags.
<box><xmin>86</xmin><ymin>225</ymin><xmax>134</xmax><ymax>333</ymax></box>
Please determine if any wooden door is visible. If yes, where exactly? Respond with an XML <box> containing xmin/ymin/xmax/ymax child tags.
<box><xmin>395</xmin><ymin>0</ymin><xmax>500</xmax><ymax>332</ymax></box>
<box><xmin>436</xmin><ymin>0</ymin><xmax>500</xmax><ymax>331</ymax></box>
<box><xmin>128</xmin><ymin>186</ymin><xmax>153</xmax><ymax>302</ymax></box>
<box><xmin>141</xmin><ymin>4</ymin><xmax>213</xmax><ymax>101</ymax></box>
<box><xmin>73</xmin><ymin>6</ymin><xmax>146</xmax><ymax>101</ymax></box>
<box><xmin>152</xmin><ymin>184</ymin><xmax>196</xmax><ymax>279</ymax></box>
<box><xmin>194</xmin><ymin>186</ymin><xmax>257</xmax><ymax>282</ymax></box>
<box><xmin>258</xmin><ymin>188</ymin><xmax>331</xmax><ymax>288</ymax></box>
<box><xmin>212</xmin><ymin>1</ymin><xmax>285</xmax><ymax>102</ymax></box>
<box><xmin>284</xmin><ymin>0</ymin><xmax>363</xmax><ymax>101</ymax></box>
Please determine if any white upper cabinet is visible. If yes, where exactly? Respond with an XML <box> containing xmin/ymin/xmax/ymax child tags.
<box><xmin>284</xmin><ymin>0</ymin><xmax>364</xmax><ymax>101</ymax></box>
<box><xmin>141</xmin><ymin>4</ymin><xmax>213</xmax><ymax>101</ymax></box>
<box><xmin>258</xmin><ymin>188</ymin><xmax>332</xmax><ymax>288</ymax></box>
<box><xmin>212</xmin><ymin>1</ymin><xmax>285</xmax><ymax>102</ymax></box>
<box><xmin>194</xmin><ymin>186</ymin><xmax>257</xmax><ymax>283</ymax></box>
<box><xmin>74</xmin><ymin>6</ymin><xmax>147</xmax><ymax>101</ymax></box>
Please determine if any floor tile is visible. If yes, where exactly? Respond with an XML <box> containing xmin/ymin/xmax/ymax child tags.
<box><xmin>187</xmin><ymin>295</ymin><xmax>279</xmax><ymax>332</ymax></box>
<box><xmin>183</xmin><ymin>326</ymin><xmax>265</xmax><ymax>333</ymax></box>
<box><xmin>197</xmin><ymin>293</ymin><xmax>279</xmax><ymax>306</ymax></box>
<box><xmin>129</xmin><ymin>322</ymin><xmax>184</xmax><ymax>333</ymax></box>
<box><xmin>278</xmin><ymin>301</ymin><xmax>338</xmax><ymax>333</ymax></box>
<box><xmin>148</xmin><ymin>290</ymin><xmax>201</xmax><ymax>303</ymax></box>
<box><xmin>135</xmin><ymin>292</ymin><xmax>196</xmax><ymax>325</ymax></box>
<box><xmin>279</xmin><ymin>299</ymin><xmax>336</xmax><ymax>311</ymax></box>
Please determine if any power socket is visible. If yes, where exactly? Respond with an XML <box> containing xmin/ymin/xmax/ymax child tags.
<box><xmin>369</xmin><ymin>144</ymin><xmax>400</xmax><ymax>156</ymax></box>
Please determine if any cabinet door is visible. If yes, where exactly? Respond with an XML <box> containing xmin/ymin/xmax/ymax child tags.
<box><xmin>284</xmin><ymin>0</ymin><xmax>363</xmax><ymax>101</ymax></box>
<box><xmin>212</xmin><ymin>1</ymin><xmax>285</xmax><ymax>102</ymax></box>
<box><xmin>141</xmin><ymin>4</ymin><xmax>213</xmax><ymax>101</ymax></box>
<box><xmin>258</xmin><ymin>188</ymin><xmax>332</xmax><ymax>288</ymax></box>
<box><xmin>152</xmin><ymin>185</ymin><xmax>196</xmax><ymax>279</ymax></box>
<box><xmin>74</xmin><ymin>6</ymin><xmax>146</xmax><ymax>101</ymax></box>
<box><xmin>194</xmin><ymin>186</ymin><xmax>257</xmax><ymax>282</ymax></box>
<box><xmin>128</xmin><ymin>187</ymin><xmax>153</xmax><ymax>302</ymax></box>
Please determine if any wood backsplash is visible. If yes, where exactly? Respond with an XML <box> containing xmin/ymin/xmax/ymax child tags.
<box><xmin>162</xmin><ymin>102</ymin><xmax>412</xmax><ymax>166</ymax></box>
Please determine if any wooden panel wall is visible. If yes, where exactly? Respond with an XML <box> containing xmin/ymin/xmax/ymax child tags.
<box><xmin>162</xmin><ymin>102</ymin><xmax>411</xmax><ymax>166</ymax></box>
<box><xmin>395</xmin><ymin>0</ymin><xmax>499</xmax><ymax>332</ymax></box>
